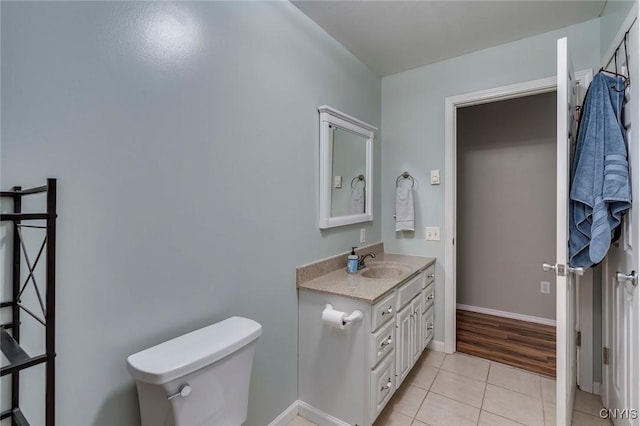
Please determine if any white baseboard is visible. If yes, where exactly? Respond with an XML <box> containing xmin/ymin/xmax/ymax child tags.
<box><xmin>297</xmin><ymin>401</ymin><xmax>351</xmax><ymax>426</ymax></box>
<box><xmin>268</xmin><ymin>400</ymin><xmax>299</xmax><ymax>426</ymax></box>
<box><xmin>428</xmin><ymin>339</ymin><xmax>445</xmax><ymax>352</ymax></box>
<box><xmin>457</xmin><ymin>304</ymin><xmax>556</xmax><ymax>327</ymax></box>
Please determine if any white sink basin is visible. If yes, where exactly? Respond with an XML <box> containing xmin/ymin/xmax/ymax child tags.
<box><xmin>360</xmin><ymin>262</ymin><xmax>412</xmax><ymax>279</ymax></box>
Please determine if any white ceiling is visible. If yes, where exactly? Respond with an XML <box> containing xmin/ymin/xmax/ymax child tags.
<box><xmin>292</xmin><ymin>1</ymin><xmax>607</xmax><ymax>76</ymax></box>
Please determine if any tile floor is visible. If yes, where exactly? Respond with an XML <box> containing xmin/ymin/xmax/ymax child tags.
<box><xmin>287</xmin><ymin>350</ymin><xmax>612</xmax><ymax>426</ymax></box>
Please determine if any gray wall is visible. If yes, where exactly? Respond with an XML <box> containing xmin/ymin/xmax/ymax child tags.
<box><xmin>456</xmin><ymin>93</ymin><xmax>556</xmax><ymax>320</ymax></box>
<box><xmin>381</xmin><ymin>18</ymin><xmax>601</xmax><ymax>341</ymax></box>
<box><xmin>0</xmin><ymin>2</ymin><xmax>381</xmax><ymax>425</ymax></box>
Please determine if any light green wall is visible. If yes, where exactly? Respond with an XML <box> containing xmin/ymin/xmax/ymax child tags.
<box><xmin>0</xmin><ymin>2</ymin><xmax>380</xmax><ymax>425</ymax></box>
<box><xmin>600</xmin><ymin>0</ymin><xmax>636</xmax><ymax>61</ymax></box>
<box><xmin>381</xmin><ymin>18</ymin><xmax>601</xmax><ymax>342</ymax></box>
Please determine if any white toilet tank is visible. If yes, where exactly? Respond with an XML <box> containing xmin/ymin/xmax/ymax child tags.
<box><xmin>127</xmin><ymin>316</ymin><xmax>262</xmax><ymax>426</ymax></box>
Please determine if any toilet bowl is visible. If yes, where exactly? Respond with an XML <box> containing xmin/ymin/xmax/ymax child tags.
<box><xmin>127</xmin><ymin>316</ymin><xmax>262</xmax><ymax>426</ymax></box>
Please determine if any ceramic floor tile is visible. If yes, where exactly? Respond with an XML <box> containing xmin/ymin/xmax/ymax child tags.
<box><xmin>440</xmin><ymin>353</ymin><xmax>490</xmax><ymax>382</ymax></box>
<box><xmin>287</xmin><ymin>416</ymin><xmax>318</xmax><ymax>426</ymax></box>
<box><xmin>387</xmin><ymin>384</ymin><xmax>428</xmax><ymax>418</ymax></box>
<box><xmin>488</xmin><ymin>362</ymin><xmax>542</xmax><ymax>399</ymax></box>
<box><xmin>479</xmin><ymin>410</ymin><xmax>526</xmax><ymax>426</ymax></box>
<box><xmin>541</xmin><ymin>377</ymin><xmax>556</xmax><ymax>403</ymax></box>
<box><xmin>430</xmin><ymin>369</ymin><xmax>486</xmax><ymax>408</ymax></box>
<box><xmin>543</xmin><ymin>402</ymin><xmax>556</xmax><ymax>426</ymax></box>
<box><xmin>421</xmin><ymin>349</ymin><xmax>445</xmax><ymax>368</ymax></box>
<box><xmin>411</xmin><ymin>420</ymin><xmax>429</xmax><ymax>426</ymax></box>
<box><xmin>571</xmin><ymin>410</ymin><xmax>613</xmax><ymax>426</ymax></box>
<box><xmin>573</xmin><ymin>389</ymin><xmax>605</xmax><ymax>417</ymax></box>
<box><xmin>372</xmin><ymin>408</ymin><xmax>413</xmax><ymax>426</ymax></box>
<box><xmin>483</xmin><ymin>384</ymin><xmax>544</xmax><ymax>426</ymax></box>
<box><xmin>415</xmin><ymin>392</ymin><xmax>480</xmax><ymax>426</ymax></box>
<box><xmin>406</xmin><ymin>363</ymin><xmax>439</xmax><ymax>390</ymax></box>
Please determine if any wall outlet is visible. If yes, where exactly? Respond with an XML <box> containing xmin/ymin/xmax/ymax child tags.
<box><xmin>540</xmin><ymin>281</ymin><xmax>551</xmax><ymax>294</ymax></box>
<box><xmin>360</xmin><ymin>228</ymin><xmax>366</xmax><ymax>244</ymax></box>
<box><xmin>425</xmin><ymin>227</ymin><xmax>440</xmax><ymax>241</ymax></box>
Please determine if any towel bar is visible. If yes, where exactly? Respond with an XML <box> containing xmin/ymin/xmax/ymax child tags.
<box><xmin>396</xmin><ymin>171</ymin><xmax>415</xmax><ymax>189</ymax></box>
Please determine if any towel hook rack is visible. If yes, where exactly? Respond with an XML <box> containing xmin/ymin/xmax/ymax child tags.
<box><xmin>396</xmin><ymin>171</ymin><xmax>415</xmax><ymax>189</ymax></box>
<box><xmin>351</xmin><ymin>174</ymin><xmax>365</xmax><ymax>189</ymax></box>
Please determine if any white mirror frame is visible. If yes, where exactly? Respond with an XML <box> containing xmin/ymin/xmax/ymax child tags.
<box><xmin>319</xmin><ymin>105</ymin><xmax>376</xmax><ymax>229</ymax></box>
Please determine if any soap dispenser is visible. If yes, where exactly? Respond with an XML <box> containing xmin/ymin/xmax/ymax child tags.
<box><xmin>347</xmin><ymin>247</ymin><xmax>358</xmax><ymax>273</ymax></box>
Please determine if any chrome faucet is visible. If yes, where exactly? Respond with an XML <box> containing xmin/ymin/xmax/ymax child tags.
<box><xmin>358</xmin><ymin>252</ymin><xmax>376</xmax><ymax>270</ymax></box>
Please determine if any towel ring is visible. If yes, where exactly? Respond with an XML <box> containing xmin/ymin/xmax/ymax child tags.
<box><xmin>396</xmin><ymin>171</ymin><xmax>415</xmax><ymax>189</ymax></box>
<box><xmin>351</xmin><ymin>174</ymin><xmax>365</xmax><ymax>189</ymax></box>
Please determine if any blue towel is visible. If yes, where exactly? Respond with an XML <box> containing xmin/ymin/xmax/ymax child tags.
<box><xmin>569</xmin><ymin>72</ymin><xmax>631</xmax><ymax>268</ymax></box>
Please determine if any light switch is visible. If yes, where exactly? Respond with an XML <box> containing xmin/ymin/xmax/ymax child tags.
<box><xmin>334</xmin><ymin>176</ymin><xmax>342</xmax><ymax>188</ymax></box>
<box><xmin>430</xmin><ymin>170</ymin><xmax>440</xmax><ymax>185</ymax></box>
<box><xmin>425</xmin><ymin>227</ymin><xmax>440</xmax><ymax>241</ymax></box>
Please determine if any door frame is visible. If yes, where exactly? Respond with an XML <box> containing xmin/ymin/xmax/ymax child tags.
<box><xmin>443</xmin><ymin>70</ymin><xmax>592</xmax><ymax>351</ymax></box>
<box><xmin>600</xmin><ymin>4</ymin><xmax>639</xmax><ymax>416</ymax></box>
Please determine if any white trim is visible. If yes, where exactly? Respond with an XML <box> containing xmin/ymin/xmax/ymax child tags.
<box><xmin>577</xmin><ymin>273</ymin><xmax>594</xmax><ymax>394</ymax></box>
<box><xmin>443</xmin><ymin>70</ymin><xmax>592</xmax><ymax>355</ymax></box>
<box><xmin>318</xmin><ymin>106</ymin><xmax>375</xmax><ymax>229</ymax></box>
<box><xmin>318</xmin><ymin>105</ymin><xmax>378</xmax><ymax>132</ymax></box>
<box><xmin>268</xmin><ymin>400</ymin><xmax>299</xmax><ymax>426</ymax></box>
<box><xmin>427</xmin><ymin>339</ymin><xmax>445</xmax><ymax>352</ymax></box>
<box><xmin>297</xmin><ymin>401</ymin><xmax>351</xmax><ymax>426</ymax></box>
<box><xmin>457</xmin><ymin>304</ymin><xmax>557</xmax><ymax>327</ymax></box>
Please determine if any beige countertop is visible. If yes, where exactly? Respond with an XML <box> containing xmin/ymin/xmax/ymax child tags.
<box><xmin>297</xmin><ymin>253</ymin><xmax>435</xmax><ymax>303</ymax></box>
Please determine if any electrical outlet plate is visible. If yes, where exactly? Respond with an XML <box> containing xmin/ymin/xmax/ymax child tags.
<box><xmin>425</xmin><ymin>227</ymin><xmax>440</xmax><ymax>241</ymax></box>
<box><xmin>360</xmin><ymin>228</ymin><xmax>366</xmax><ymax>244</ymax></box>
<box><xmin>540</xmin><ymin>281</ymin><xmax>551</xmax><ymax>294</ymax></box>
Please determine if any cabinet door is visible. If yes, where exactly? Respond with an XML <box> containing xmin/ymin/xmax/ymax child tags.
<box><xmin>411</xmin><ymin>296</ymin><xmax>423</xmax><ymax>364</ymax></box>
<box><xmin>395</xmin><ymin>303</ymin><xmax>412</xmax><ymax>387</ymax></box>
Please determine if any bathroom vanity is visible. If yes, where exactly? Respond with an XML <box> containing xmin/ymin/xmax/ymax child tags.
<box><xmin>297</xmin><ymin>250</ymin><xmax>435</xmax><ymax>426</ymax></box>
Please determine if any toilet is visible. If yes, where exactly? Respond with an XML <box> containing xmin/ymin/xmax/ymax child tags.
<box><xmin>127</xmin><ymin>316</ymin><xmax>262</xmax><ymax>426</ymax></box>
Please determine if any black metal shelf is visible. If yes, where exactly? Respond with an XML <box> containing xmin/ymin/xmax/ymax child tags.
<box><xmin>1</xmin><ymin>178</ymin><xmax>57</xmax><ymax>426</ymax></box>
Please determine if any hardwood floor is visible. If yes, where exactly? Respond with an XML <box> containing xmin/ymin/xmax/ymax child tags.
<box><xmin>456</xmin><ymin>309</ymin><xmax>556</xmax><ymax>377</ymax></box>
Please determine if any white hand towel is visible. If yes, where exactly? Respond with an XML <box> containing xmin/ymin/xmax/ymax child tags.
<box><xmin>351</xmin><ymin>187</ymin><xmax>365</xmax><ymax>214</ymax></box>
<box><xmin>395</xmin><ymin>178</ymin><xmax>414</xmax><ymax>231</ymax></box>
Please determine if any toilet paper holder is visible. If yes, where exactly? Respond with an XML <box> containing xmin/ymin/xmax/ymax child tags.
<box><xmin>323</xmin><ymin>304</ymin><xmax>363</xmax><ymax>326</ymax></box>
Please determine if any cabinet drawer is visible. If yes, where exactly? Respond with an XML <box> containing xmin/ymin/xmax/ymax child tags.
<box><xmin>370</xmin><ymin>318</ymin><xmax>395</xmax><ymax>369</ymax></box>
<box><xmin>371</xmin><ymin>291</ymin><xmax>395</xmax><ymax>332</ymax></box>
<box><xmin>423</xmin><ymin>281</ymin><xmax>435</xmax><ymax>311</ymax></box>
<box><xmin>370</xmin><ymin>351</ymin><xmax>395</xmax><ymax>420</ymax></box>
<box><xmin>423</xmin><ymin>305</ymin><xmax>434</xmax><ymax>348</ymax></box>
<box><xmin>397</xmin><ymin>273</ymin><xmax>423</xmax><ymax>310</ymax></box>
<box><xmin>424</xmin><ymin>264</ymin><xmax>435</xmax><ymax>287</ymax></box>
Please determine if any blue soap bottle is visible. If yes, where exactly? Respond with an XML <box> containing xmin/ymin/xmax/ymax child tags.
<box><xmin>347</xmin><ymin>247</ymin><xmax>358</xmax><ymax>273</ymax></box>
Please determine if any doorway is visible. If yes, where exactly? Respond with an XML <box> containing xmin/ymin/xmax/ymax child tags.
<box><xmin>454</xmin><ymin>91</ymin><xmax>557</xmax><ymax>376</ymax></box>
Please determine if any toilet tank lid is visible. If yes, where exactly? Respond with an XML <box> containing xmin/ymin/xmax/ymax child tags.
<box><xmin>127</xmin><ymin>316</ymin><xmax>262</xmax><ymax>385</ymax></box>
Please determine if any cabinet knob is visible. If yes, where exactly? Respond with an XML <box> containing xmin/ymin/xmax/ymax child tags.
<box><xmin>381</xmin><ymin>306</ymin><xmax>393</xmax><ymax>316</ymax></box>
<box><xmin>427</xmin><ymin>294</ymin><xmax>434</xmax><ymax>300</ymax></box>
<box><xmin>427</xmin><ymin>325</ymin><xmax>434</xmax><ymax>330</ymax></box>
<box><xmin>380</xmin><ymin>378</ymin><xmax>392</xmax><ymax>392</ymax></box>
<box><xmin>427</xmin><ymin>273</ymin><xmax>435</xmax><ymax>278</ymax></box>
<box><xmin>380</xmin><ymin>336</ymin><xmax>392</xmax><ymax>348</ymax></box>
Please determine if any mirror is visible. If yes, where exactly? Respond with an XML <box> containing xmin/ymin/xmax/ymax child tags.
<box><xmin>319</xmin><ymin>105</ymin><xmax>376</xmax><ymax>229</ymax></box>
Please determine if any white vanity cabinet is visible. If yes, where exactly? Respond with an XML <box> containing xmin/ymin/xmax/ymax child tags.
<box><xmin>422</xmin><ymin>263</ymin><xmax>436</xmax><ymax>350</ymax></box>
<box><xmin>395</xmin><ymin>273</ymin><xmax>424</xmax><ymax>387</ymax></box>
<box><xmin>298</xmin><ymin>261</ymin><xmax>435</xmax><ymax>426</ymax></box>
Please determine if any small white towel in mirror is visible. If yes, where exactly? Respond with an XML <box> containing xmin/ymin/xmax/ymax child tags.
<box><xmin>351</xmin><ymin>188</ymin><xmax>365</xmax><ymax>214</ymax></box>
